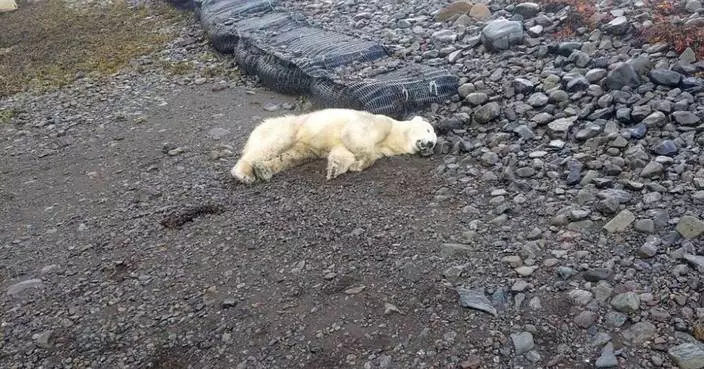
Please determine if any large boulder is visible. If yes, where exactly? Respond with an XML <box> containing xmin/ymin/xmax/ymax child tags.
<box><xmin>481</xmin><ymin>18</ymin><xmax>524</xmax><ymax>52</ymax></box>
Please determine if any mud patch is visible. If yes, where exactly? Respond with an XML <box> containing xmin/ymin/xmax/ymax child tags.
<box><xmin>160</xmin><ymin>204</ymin><xmax>225</xmax><ymax>229</ymax></box>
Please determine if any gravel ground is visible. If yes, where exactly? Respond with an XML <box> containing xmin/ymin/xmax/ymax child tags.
<box><xmin>2</xmin><ymin>0</ymin><xmax>704</xmax><ymax>368</ymax></box>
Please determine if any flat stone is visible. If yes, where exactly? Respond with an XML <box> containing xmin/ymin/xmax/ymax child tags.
<box><xmin>642</xmin><ymin>111</ymin><xmax>667</xmax><ymax>127</ymax></box>
<box><xmin>481</xmin><ymin>18</ymin><xmax>524</xmax><ymax>52</ymax></box>
<box><xmin>207</xmin><ymin>127</ymin><xmax>230</xmax><ymax>140</ymax></box>
<box><xmin>457</xmin><ymin>287</ymin><xmax>498</xmax><ymax>316</ymax></box>
<box><xmin>440</xmin><ymin>243</ymin><xmax>472</xmax><ymax>258</ymax></box>
<box><xmin>466</xmin><ymin>92</ymin><xmax>489</xmax><ymax>106</ymax></box>
<box><xmin>515</xmin><ymin>265</ymin><xmax>538</xmax><ymax>276</ymax></box>
<box><xmin>511</xmin><ymin>331</ymin><xmax>535</xmax><ymax>354</ymax></box>
<box><xmin>672</xmin><ymin>111</ymin><xmax>700</xmax><ymax>126</ymax></box>
<box><xmin>611</xmin><ymin>291</ymin><xmax>640</xmax><ymax>313</ymax></box>
<box><xmin>33</xmin><ymin>330</ymin><xmax>53</xmax><ymax>349</ymax></box>
<box><xmin>575</xmin><ymin>310</ymin><xmax>598</xmax><ymax>328</ymax></box>
<box><xmin>677</xmin><ymin>216</ymin><xmax>704</xmax><ymax>239</ymax></box>
<box><xmin>596</xmin><ymin>342</ymin><xmax>618</xmax><ymax>368</ymax></box>
<box><xmin>606</xmin><ymin>16</ymin><xmax>629</xmax><ymax>35</ymax></box>
<box><xmin>474</xmin><ymin>102</ymin><xmax>501</xmax><ymax>123</ymax></box>
<box><xmin>683</xmin><ymin>254</ymin><xmax>704</xmax><ymax>273</ymax></box>
<box><xmin>649</xmin><ymin>69</ymin><xmax>683</xmax><ymax>87</ymax></box>
<box><xmin>514</xmin><ymin>2</ymin><xmax>541</xmax><ymax>18</ymax></box>
<box><xmin>669</xmin><ymin>342</ymin><xmax>704</xmax><ymax>369</ymax></box>
<box><xmin>605</xmin><ymin>62</ymin><xmax>640</xmax><ymax>90</ymax></box>
<box><xmin>6</xmin><ymin>279</ymin><xmax>44</xmax><ymax>296</ymax></box>
<box><xmin>622</xmin><ymin>321</ymin><xmax>657</xmax><ymax>344</ymax></box>
<box><xmin>432</xmin><ymin>29</ymin><xmax>458</xmax><ymax>44</ymax></box>
<box><xmin>640</xmin><ymin>161</ymin><xmax>664</xmax><ymax>178</ymax></box>
<box><xmin>527</xmin><ymin>92</ymin><xmax>548</xmax><ymax>107</ymax></box>
<box><xmin>547</xmin><ymin>116</ymin><xmax>577</xmax><ymax>137</ymax></box>
<box><xmin>652</xmin><ymin>140</ymin><xmax>678</xmax><ymax>156</ymax></box>
<box><xmin>603</xmin><ymin>209</ymin><xmax>635</xmax><ymax>233</ymax></box>
<box><xmin>569</xmin><ymin>289</ymin><xmax>593</xmax><ymax>306</ymax></box>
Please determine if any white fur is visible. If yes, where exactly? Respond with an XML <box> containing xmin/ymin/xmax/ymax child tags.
<box><xmin>230</xmin><ymin>108</ymin><xmax>437</xmax><ymax>184</ymax></box>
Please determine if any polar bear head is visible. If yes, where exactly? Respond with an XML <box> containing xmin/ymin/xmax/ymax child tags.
<box><xmin>405</xmin><ymin>116</ymin><xmax>437</xmax><ymax>156</ymax></box>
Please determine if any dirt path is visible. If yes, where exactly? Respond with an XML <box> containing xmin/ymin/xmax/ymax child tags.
<box><xmin>4</xmin><ymin>84</ymin><xmax>552</xmax><ymax>368</ymax></box>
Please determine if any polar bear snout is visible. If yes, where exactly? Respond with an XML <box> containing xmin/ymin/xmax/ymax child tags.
<box><xmin>416</xmin><ymin>139</ymin><xmax>436</xmax><ymax>156</ymax></box>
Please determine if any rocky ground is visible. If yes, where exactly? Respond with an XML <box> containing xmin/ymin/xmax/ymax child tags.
<box><xmin>2</xmin><ymin>0</ymin><xmax>704</xmax><ymax>368</ymax></box>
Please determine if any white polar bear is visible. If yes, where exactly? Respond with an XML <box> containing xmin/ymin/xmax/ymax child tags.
<box><xmin>230</xmin><ymin>108</ymin><xmax>437</xmax><ymax>184</ymax></box>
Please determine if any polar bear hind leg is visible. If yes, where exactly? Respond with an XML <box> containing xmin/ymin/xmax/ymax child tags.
<box><xmin>259</xmin><ymin>143</ymin><xmax>317</xmax><ymax>180</ymax></box>
<box><xmin>231</xmin><ymin>116</ymin><xmax>299</xmax><ymax>184</ymax></box>
<box><xmin>326</xmin><ymin>146</ymin><xmax>357</xmax><ymax>180</ymax></box>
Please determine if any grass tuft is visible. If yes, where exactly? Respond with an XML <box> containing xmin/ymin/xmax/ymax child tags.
<box><xmin>0</xmin><ymin>0</ymin><xmax>188</xmax><ymax>97</ymax></box>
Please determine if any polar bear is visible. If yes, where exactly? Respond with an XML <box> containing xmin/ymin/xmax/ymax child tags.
<box><xmin>230</xmin><ymin>108</ymin><xmax>437</xmax><ymax>184</ymax></box>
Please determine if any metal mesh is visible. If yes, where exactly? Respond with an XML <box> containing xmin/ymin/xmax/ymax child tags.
<box><xmin>193</xmin><ymin>0</ymin><xmax>459</xmax><ymax>119</ymax></box>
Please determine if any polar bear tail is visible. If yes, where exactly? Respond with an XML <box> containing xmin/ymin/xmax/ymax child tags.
<box><xmin>230</xmin><ymin>115</ymin><xmax>300</xmax><ymax>183</ymax></box>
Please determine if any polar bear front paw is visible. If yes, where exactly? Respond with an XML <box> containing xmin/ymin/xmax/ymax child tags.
<box><xmin>349</xmin><ymin>160</ymin><xmax>364</xmax><ymax>172</ymax></box>
<box><xmin>326</xmin><ymin>161</ymin><xmax>349</xmax><ymax>180</ymax></box>
<box><xmin>252</xmin><ymin>162</ymin><xmax>273</xmax><ymax>182</ymax></box>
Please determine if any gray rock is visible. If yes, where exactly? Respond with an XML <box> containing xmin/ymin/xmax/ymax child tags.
<box><xmin>606</xmin><ymin>16</ymin><xmax>630</xmax><ymax>35</ymax></box>
<box><xmin>634</xmin><ymin>219</ymin><xmax>655</xmax><ymax>233</ymax></box>
<box><xmin>566</xmin><ymin>76</ymin><xmax>590</xmax><ymax>92</ymax></box>
<box><xmin>549</xmin><ymin>89</ymin><xmax>569</xmax><ymax>103</ymax></box>
<box><xmin>611</xmin><ymin>291</ymin><xmax>640</xmax><ymax>313</ymax></box>
<box><xmin>557</xmin><ymin>266</ymin><xmax>578</xmax><ymax>279</ymax></box>
<box><xmin>527</xmin><ymin>25</ymin><xmax>543</xmax><ymax>37</ymax></box>
<box><xmin>513</xmin><ymin>78</ymin><xmax>535</xmax><ymax>94</ymax></box>
<box><xmin>605</xmin><ymin>63</ymin><xmax>640</xmax><ymax>90</ymax></box>
<box><xmin>207</xmin><ymin>127</ymin><xmax>230</xmax><ymax>140</ymax></box>
<box><xmin>640</xmin><ymin>161</ymin><xmax>664</xmax><ymax>178</ymax></box>
<box><xmin>622</xmin><ymin>321</ymin><xmax>657</xmax><ymax>344</ymax></box>
<box><xmin>458</xmin><ymin>83</ymin><xmax>475</xmax><ymax>98</ymax></box>
<box><xmin>569</xmin><ymin>51</ymin><xmax>592</xmax><ymax>68</ymax></box>
<box><xmin>649</xmin><ymin>69</ymin><xmax>683</xmax><ymax>86</ymax></box>
<box><xmin>7</xmin><ymin>278</ymin><xmax>44</xmax><ymax>296</ymax></box>
<box><xmin>652</xmin><ymin>140</ymin><xmax>678</xmax><ymax>156</ymax></box>
<box><xmin>532</xmin><ymin>112</ymin><xmax>554</xmax><ymax>125</ymax></box>
<box><xmin>642</xmin><ymin>111</ymin><xmax>667</xmax><ymax>127</ymax></box>
<box><xmin>527</xmin><ymin>92</ymin><xmax>548</xmax><ymax>107</ymax></box>
<box><xmin>432</xmin><ymin>29</ymin><xmax>458</xmax><ymax>43</ymax></box>
<box><xmin>33</xmin><ymin>330</ymin><xmax>53</xmax><ymax>349</ymax></box>
<box><xmin>676</xmin><ymin>216</ymin><xmax>704</xmax><ymax>239</ymax></box>
<box><xmin>668</xmin><ymin>342</ymin><xmax>704</xmax><ymax>369</ymax></box>
<box><xmin>638</xmin><ymin>238</ymin><xmax>659</xmax><ymax>258</ymax></box>
<box><xmin>672</xmin><ymin>111</ymin><xmax>700</xmax><ymax>126</ymax></box>
<box><xmin>511</xmin><ymin>331</ymin><xmax>535</xmax><ymax>354</ymax></box>
<box><xmin>441</xmin><ymin>243</ymin><xmax>472</xmax><ymax>258</ymax></box>
<box><xmin>513</xmin><ymin>125</ymin><xmax>536</xmax><ymax>140</ymax></box>
<box><xmin>547</xmin><ymin>116</ymin><xmax>577</xmax><ymax>137</ymax></box>
<box><xmin>474</xmin><ymin>102</ymin><xmax>501</xmax><ymax>124</ymax></box>
<box><xmin>457</xmin><ymin>287</ymin><xmax>498</xmax><ymax>316</ymax></box>
<box><xmin>569</xmin><ymin>289</ymin><xmax>593</xmax><ymax>306</ymax></box>
<box><xmin>603</xmin><ymin>209</ymin><xmax>635</xmax><ymax>233</ymax></box>
<box><xmin>514</xmin><ymin>2</ymin><xmax>541</xmax><ymax>18</ymax></box>
<box><xmin>481</xmin><ymin>19</ymin><xmax>524</xmax><ymax>51</ymax></box>
<box><xmin>685</xmin><ymin>0</ymin><xmax>703</xmax><ymax>13</ymax></box>
<box><xmin>596</xmin><ymin>342</ymin><xmax>618</xmax><ymax>368</ymax></box>
<box><xmin>683</xmin><ymin>254</ymin><xmax>704</xmax><ymax>273</ymax></box>
<box><xmin>466</xmin><ymin>92</ymin><xmax>489</xmax><ymax>106</ymax></box>
<box><xmin>598</xmin><ymin>189</ymin><xmax>633</xmax><ymax>204</ymax></box>
<box><xmin>586</xmin><ymin>68</ymin><xmax>608</xmax><ymax>83</ymax></box>
<box><xmin>605</xmin><ymin>311</ymin><xmax>628</xmax><ymax>328</ymax></box>
<box><xmin>681</xmin><ymin>47</ymin><xmax>697</xmax><ymax>64</ymax></box>
<box><xmin>443</xmin><ymin>265</ymin><xmax>466</xmax><ymax>283</ymax></box>
<box><xmin>575</xmin><ymin>311</ymin><xmax>598</xmax><ymax>328</ymax></box>
<box><xmin>583</xmin><ymin>268</ymin><xmax>612</xmax><ymax>282</ymax></box>
<box><xmin>631</xmin><ymin>104</ymin><xmax>652</xmax><ymax>122</ymax></box>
